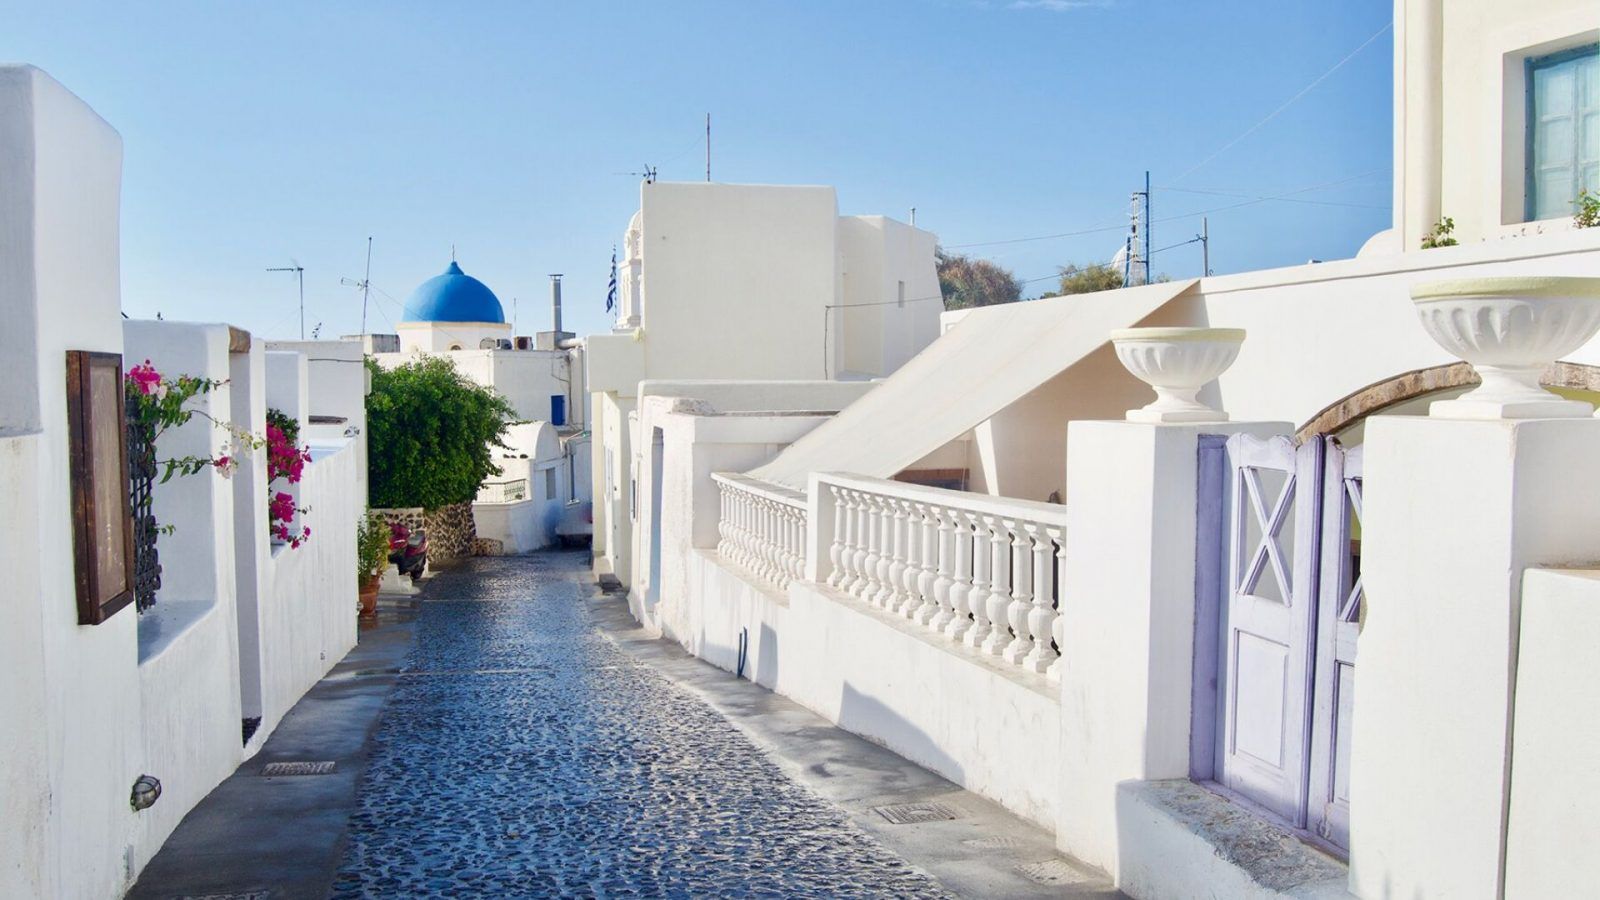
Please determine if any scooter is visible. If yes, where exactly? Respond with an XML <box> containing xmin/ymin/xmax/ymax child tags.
<box><xmin>388</xmin><ymin>523</ymin><xmax>428</xmax><ymax>583</ymax></box>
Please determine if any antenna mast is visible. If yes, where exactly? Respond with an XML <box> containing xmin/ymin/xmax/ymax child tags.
<box><xmin>706</xmin><ymin>113</ymin><xmax>712</xmax><ymax>182</ymax></box>
<box><xmin>360</xmin><ymin>236</ymin><xmax>373</xmax><ymax>333</ymax></box>
<box><xmin>267</xmin><ymin>263</ymin><xmax>306</xmax><ymax>339</ymax></box>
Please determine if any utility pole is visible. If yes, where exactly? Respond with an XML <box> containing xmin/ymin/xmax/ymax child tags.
<box><xmin>267</xmin><ymin>263</ymin><xmax>306</xmax><ymax>339</ymax></box>
<box><xmin>1200</xmin><ymin>217</ymin><xmax>1210</xmax><ymax>277</ymax></box>
<box><xmin>706</xmin><ymin>113</ymin><xmax>712</xmax><ymax>182</ymax></box>
<box><xmin>1143</xmin><ymin>170</ymin><xmax>1152</xmax><ymax>287</ymax></box>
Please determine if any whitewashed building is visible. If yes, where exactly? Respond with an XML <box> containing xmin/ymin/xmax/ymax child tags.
<box><xmin>623</xmin><ymin>3</ymin><xmax>1600</xmax><ymax>898</ymax></box>
<box><xmin>586</xmin><ymin>181</ymin><xmax>943</xmax><ymax>593</ymax></box>
<box><xmin>370</xmin><ymin>263</ymin><xmax>591</xmax><ymax>553</ymax></box>
<box><xmin>0</xmin><ymin>66</ymin><xmax>366</xmax><ymax>898</ymax></box>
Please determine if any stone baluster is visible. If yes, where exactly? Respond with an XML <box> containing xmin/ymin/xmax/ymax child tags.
<box><xmin>913</xmin><ymin>503</ymin><xmax>941</xmax><ymax>625</ymax></box>
<box><xmin>789</xmin><ymin>504</ymin><xmax>805</xmax><ymax>587</ymax></box>
<box><xmin>847</xmin><ymin>490</ymin><xmax>871</xmax><ymax>595</ymax></box>
<box><xmin>1046</xmin><ymin>525</ymin><xmax>1066</xmax><ymax>681</ymax></box>
<box><xmin>1002</xmin><ymin>524</ymin><xmax>1037</xmax><ymax>665</ymax></box>
<box><xmin>928</xmin><ymin>507</ymin><xmax>957</xmax><ymax>632</ymax></box>
<box><xmin>764</xmin><ymin>498</ymin><xmax>781</xmax><ymax>586</ymax></box>
<box><xmin>1022</xmin><ymin>523</ymin><xmax>1059</xmax><ymax>673</ymax></box>
<box><xmin>853</xmin><ymin>494</ymin><xmax>881</xmax><ymax>603</ymax></box>
<box><xmin>881</xmin><ymin>501</ymin><xmax>908</xmax><ymax>610</ymax></box>
<box><xmin>944</xmin><ymin>511</ymin><xmax>977</xmax><ymax>641</ymax></box>
<box><xmin>717</xmin><ymin>484</ymin><xmax>732</xmax><ymax>559</ymax></box>
<box><xmin>980</xmin><ymin>518</ymin><xmax>1015</xmax><ymax>656</ymax></box>
<box><xmin>728</xmin><ymin>488</ymin><xmax>745</xmax><ymax>567</ymax></box>
<box><xmin>896</xmin><ymin>499</ymin><xmax>921</xmax><ymax>617</ymax></box>
<box><xmin>826</xmin><ymin>486</ymin><xmax>848</xmax><ymax>589</ymax></box>
<box><xmin>965</xmin><ymin>514</ymin><xmax>996</xmax><ymax>649</ymax></box>
<box><xmin>833</xmin><ymin>489</ymin><xmax>855</xmax><ymax>591</ymax></box>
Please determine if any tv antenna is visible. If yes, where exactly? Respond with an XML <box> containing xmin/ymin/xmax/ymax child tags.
<box><xmin>267</xmin><ymin>261</ymin><xmax>306</xmax><ymax>339</ymax></box>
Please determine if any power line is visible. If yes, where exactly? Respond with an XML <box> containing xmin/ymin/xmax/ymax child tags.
<box><xmin>947</xmin><ymin>169</ymin><xmax>1386</xmax><ymax>250</ymax></box>
<box><xmin>1155</xmin><ymin>185</ymin><xmax>1389</xmax><ymax>211</ymax></box>
<box><xmin>1170</xmin><ymin>22</ymin><xmax>1392</xmax><ymax>184</ymax></box>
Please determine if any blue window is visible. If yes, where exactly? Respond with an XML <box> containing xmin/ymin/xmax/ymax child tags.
<box><xmin>1527</xmin><ymin>43</ymin><xmax>1599</xmax><ymax>222</ymax></box>
<box><xmin>550</xmin><ymin>394</ymin><xmax>566</xmax><ymax>427</ymax></box>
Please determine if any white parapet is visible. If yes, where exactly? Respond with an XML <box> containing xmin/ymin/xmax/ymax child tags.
<box><xmin>1351</xmin><ymin>416</ymin><xmax>1600</xmax><ymax>899</ymax></box>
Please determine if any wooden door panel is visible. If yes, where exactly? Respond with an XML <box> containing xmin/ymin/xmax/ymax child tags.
<box><xmin>1217</xmin><ymin>434</ymin><xmax>1321</xmax><ymax>825</ymax></box>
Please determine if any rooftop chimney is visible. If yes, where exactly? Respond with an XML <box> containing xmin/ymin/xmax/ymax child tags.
<box><xmin>548</xmin><ymin>274</ymin><xmax>563</xmax><ymax>335</ymax></box>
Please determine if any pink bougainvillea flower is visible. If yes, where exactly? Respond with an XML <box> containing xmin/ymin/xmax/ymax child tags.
<box><xmin>128</xmin><ymin>361</ymin><xmax>163</xmax><ymax>396</ymax></box>
<box><xmin>213</xmin><ymin>455</ymin><xmax>236</xmax><ymax>479</ymax></box>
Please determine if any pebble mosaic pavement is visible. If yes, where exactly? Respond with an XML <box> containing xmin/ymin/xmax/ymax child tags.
<box><xmin>331</xmin><ymin>553</ymin><xmax>951</xmax><ymax>898</ymax></box>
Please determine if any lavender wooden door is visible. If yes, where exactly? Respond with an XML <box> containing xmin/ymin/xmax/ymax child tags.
<box><xmin>1309</xmin><ymin>439</ymin><xmax>1361</xmax><ymax>850</ymax></box>
<box><xmin>1217</xmin><ymin>434</ymin><xmax>1323</xmax><ymax>826</ymax></box>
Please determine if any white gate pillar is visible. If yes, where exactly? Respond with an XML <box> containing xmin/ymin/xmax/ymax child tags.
<box><xmin>1055</xmin><ymin>418</ymin><xmax>1288</xmax><ymax>875</ymax></box>
<box><xmin>1351</xmin><ymin>416</ymin><xmax>1600</xmax><ymax>899</ymax></box>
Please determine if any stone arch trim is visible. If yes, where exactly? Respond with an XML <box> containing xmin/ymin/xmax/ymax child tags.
<box><xmin>1294</xmin><ymin>360</ymin><xmax>1600</xmax><ymax>442</ymax></box>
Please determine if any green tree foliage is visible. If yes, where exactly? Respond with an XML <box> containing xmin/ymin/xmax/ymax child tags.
<box><xmin>937</xmin><ymin>248</ymin><xmax>1023</xmax><ymax>310</ymax></box>
<box><xmin>1048</xmin><ymin>263</ymin><xmax>1126</xmax><ymax>296</ymax></box>
<box><xmin>365</xmin><ymin>356</ymin><xmax>515</xmax><ymax>510</ymax></box>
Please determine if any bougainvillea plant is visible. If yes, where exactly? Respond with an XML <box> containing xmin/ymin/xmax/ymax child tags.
<box><xmin>125</xmin><ymin>360</ymin><xmax>258</xmax><ymax>485</ymax></box>
<box><xmin>266</xmin><ymin>418</ymin><xmax>313</xmax><ymax>548</ymax></box>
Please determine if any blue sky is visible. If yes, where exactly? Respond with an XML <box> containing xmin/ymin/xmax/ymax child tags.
<box><xmin>3</xmin><ymin>0</ymin><xmax>1393</xmax><ymax>341</ymax></box>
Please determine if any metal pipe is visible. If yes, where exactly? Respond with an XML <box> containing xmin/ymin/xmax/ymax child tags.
<box><xmin>548</xmin><ymin>274</ymin><xmax>564</xmax><ymax>334</ymax></box>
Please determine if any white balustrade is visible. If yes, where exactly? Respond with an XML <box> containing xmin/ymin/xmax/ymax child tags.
<box><xmin>811</xmin><ymin>473</ymin><xmax>1068</xmax><ymax>681</ymax></box>
<box><xmin>712</xmin><ymin>473</ymin><xmax>807</xmax><ymax>594</ymax></box>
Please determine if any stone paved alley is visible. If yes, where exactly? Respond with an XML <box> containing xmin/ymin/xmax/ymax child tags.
<box><xmin>133</xmin><ymin>551</ymin><xmax>1116</xmax><ymax>899</ymax></box>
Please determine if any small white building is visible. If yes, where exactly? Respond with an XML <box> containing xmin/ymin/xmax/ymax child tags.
<box><xmin>587</xmin><ymin>181</ymin><xmax>943</xmax><ymax>591</ymax></box>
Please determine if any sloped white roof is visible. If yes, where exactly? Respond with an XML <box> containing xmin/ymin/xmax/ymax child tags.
<box><xmin>750</xmin><ymin>279</ymin><xmax>1198</xmax><ymax>488</ymax></box>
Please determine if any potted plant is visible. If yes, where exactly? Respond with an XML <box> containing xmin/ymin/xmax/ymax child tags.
<box><xmin>356</xmin><ymin>513</ymin><xmax>389</xmax><ymax>616</ymax></box>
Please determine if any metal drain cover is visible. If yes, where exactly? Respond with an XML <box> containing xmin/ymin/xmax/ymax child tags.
<box><xmin>963</xmin><ymin>835</ymin><xmax>1026</xmax><ymax>850</ymax></box>
<box><xmin>261</xmin><ymin>761</ymin><xmax>335</xmax><ymax>777</ymax></box>
<box><xmin>872</xmin><ymin>801</ymin><xmax>961</xmax><ymax>824</ymax></box>
<box><xmin>1017</xmin><ymin>858</ymin><xmax>1093</xmax><ymax>885</ymax></box>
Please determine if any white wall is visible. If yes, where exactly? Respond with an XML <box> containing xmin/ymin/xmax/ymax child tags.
<box><xmin>1396</xmin><ymin>0</ymin><xmax>1599</xmax><ymax>246</ymax></box>
<box><xmin>373</xmin><ymin>345</ymin><xmax>584</xmax><ymax>429</ymax></box>
<box><xmin>2</xmin><ymin>66</ymin><xmax>146</xmax><ymax>900</ymax></box>
<box><xmin>600</xmin><ymin>380</ymin><xmax>876</xmax><ymax>590</ymax></box>
<box><xmin>394</xmin><ymin>320</ymin><xmax>510</xmax><ymax>354</ymax></box>
<box><xmin>638</xmin><ymin>182</ymin><xmax>841</xmax><ymax>382</ymax></box>
<box><xmin>837</xmin><ymin>215</ymin><xmax>943</xmax><ymax>378</ymax></box>
<box><xmin>264</xmin><ymin>339</ymin><xmax>370</xmax><ymax>503</ymax></box>
<box><xmin>633</xmin><ymin>397</ymin><xmax>835</xmax><ymax>638</ymax></box>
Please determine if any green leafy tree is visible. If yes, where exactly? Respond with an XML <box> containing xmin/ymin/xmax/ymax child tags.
<box><xmin>1049</xmin><ymin>263</ymin><xmax>1127</xmax><ymax>296</ymax></box>
<box><xmin>365</xmin><ymin>356</ymin><xmax>515</xmax><ymax>510</ymax></box>
<box><xmin>937</xmin><ymin>248</ymin><xmax>1023</xmax><ymax>310</ymax></box>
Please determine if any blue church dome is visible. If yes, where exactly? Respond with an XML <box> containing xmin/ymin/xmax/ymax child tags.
<box><xmin>401</xmin><ymin>261</ymin><xmax>506</xmax><ymax>324</ymax></box>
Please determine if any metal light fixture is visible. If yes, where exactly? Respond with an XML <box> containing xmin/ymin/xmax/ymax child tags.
<box><xmin>130</xmin><ymin>775</ymin><xmax>161</xmax><ymax>811</ymax></box>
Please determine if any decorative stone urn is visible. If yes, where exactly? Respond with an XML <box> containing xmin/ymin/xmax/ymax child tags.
<box><xmin>1110</xmin><ymin>327</ymin><xmax>1246</xmax><ymax>422</ymax></box>
<box><xmin>1410</xmin><ymin>277</ymin><xmax>1600</xmax><ymax>419</ymax></box>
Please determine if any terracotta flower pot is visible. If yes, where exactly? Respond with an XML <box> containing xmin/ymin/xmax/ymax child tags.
<box><xmin>358</xmin><ymin>575</ymin><xmax>380</xmax><ymax>617</ymax></box>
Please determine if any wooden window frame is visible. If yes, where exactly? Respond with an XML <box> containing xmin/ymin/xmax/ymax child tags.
<box><xmin>66</xmin><ymin>350</ymin><xmax>136</xmax><ymax>625</ymax></box>
<box><xmin>1524</xmin><ymin>42</ymin><xmax>1600</xmax><ymax>222</ymax></box>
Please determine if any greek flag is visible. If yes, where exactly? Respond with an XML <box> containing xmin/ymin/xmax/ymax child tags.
<box><xmin>606</xmin><ymin>247</ymin><xmax>618</xmax><ymax>313</ymax></box>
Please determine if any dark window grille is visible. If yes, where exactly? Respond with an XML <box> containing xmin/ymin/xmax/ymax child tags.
<box><xmin>126</xmin><ymin>394</ymin><xmax>161</xmax><ymax>612</ymax></box>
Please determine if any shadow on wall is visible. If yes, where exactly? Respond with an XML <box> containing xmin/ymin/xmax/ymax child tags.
<box><xmin>838</xmin><ymin>681</ymin><xmax>964</xmax><ymax>786</ymax></box>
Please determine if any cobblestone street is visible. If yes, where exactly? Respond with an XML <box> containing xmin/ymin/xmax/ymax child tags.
<box><xmin>330</xmin><ymin>552</ymin><xmax>950</xmax><ymax>898</ymax></box>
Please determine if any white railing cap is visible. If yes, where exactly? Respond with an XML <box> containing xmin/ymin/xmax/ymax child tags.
<box><xmin>712</xmin><ymin>471</ymin><xmax>808</xmax><ymax>507</ymax></box>
<box><xmin>812</xmin><ymin>471</ymin><xmax>1069</xmax><ymax>529</ymax></box>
